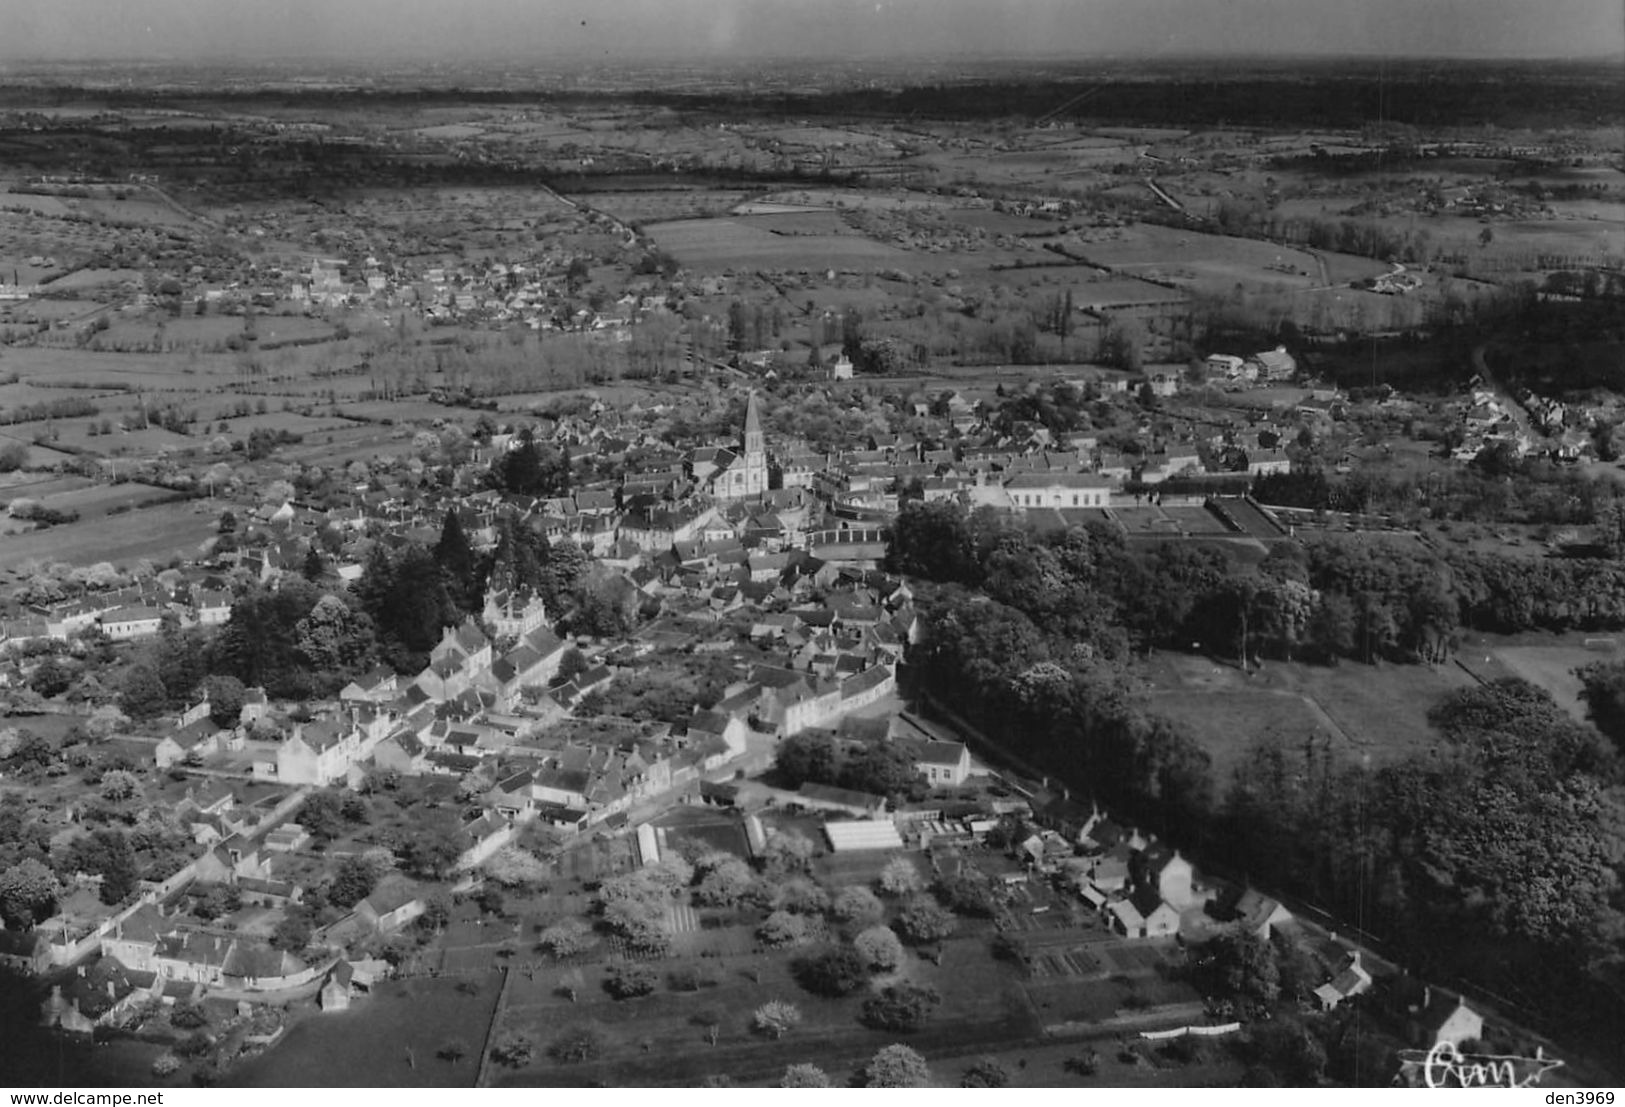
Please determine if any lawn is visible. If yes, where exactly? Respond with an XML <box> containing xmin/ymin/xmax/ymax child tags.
<box><xmin>225</xmin><ymin>974</ymin><xmax>504</xmax><ymax>1088</ymax></box>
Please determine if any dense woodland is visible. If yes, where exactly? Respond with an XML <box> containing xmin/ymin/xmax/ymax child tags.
<box><xmin>889</xmin><ymin>500</ymin><xmax>1625</xmax><ymax>1037</ymax></box>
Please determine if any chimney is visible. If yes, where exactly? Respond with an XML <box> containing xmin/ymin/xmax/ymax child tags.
<box><xmin>107</xmin><ymin>980</ymin><xmax>116</xmax><ymax>1000</ymax></box>
<box><xmin>77</xmin><ymin>965</ymin><xmax>85</xmax><ymax>977</ymax></box>
<box><xmin>1423</xmin><ymin>984</ymin><xmax>1432</xmax><ymax>1010</ymax></box>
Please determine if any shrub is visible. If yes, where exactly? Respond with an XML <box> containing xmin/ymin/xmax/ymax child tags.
<box><xmin>861</xmin><ymin>982</ymin><xmax>941</xmax><ymax>1032</ymax></box>
<box><xmin>861</xmin><ymin>1044</ymin><xmax>930</xmax><ymax>1087</ymax></box>
<box><xmin>174</xmin><ymin>1032</ymin><xmax>213</xmax><ymax>1059</ymax></box>
<box><xmin>150</xmin><ymin>1054</ymin><xmax>181</xmax><ymax>1078</ymax></box>
<box><xmin>549</xmin><ymin>1027</ymin><xmax>604</xmax><ymax>1064</ymax></box>
<box><xmin>604</xmin><ymin>964</ymin><xmax>657</xmax><ymax>1000</ymax></box>
<box><xmin>877</xmin><ymin>857</ymin><xmax>924</xmax><ymax>897</ymax></box>
<box><xmin>490</xmin><ymin>1032</ymin><xmax>536</xmax><ymax>1068</ymax></box>
<box><xmin>1064</xmin><ymin>1050</ymin><xmax>1101</xmax><ymax>1077</ymax></box>
<box><xmin>793</xmin><ymin>945</ymin><xmax>870</xmax><ymax>997</ymax></box>
<box><xmin>537</xmin><ymin>917</ymin><xmax>597</xmax><ymax>958</ymax></box>
<box><xmin>756</xmin><ymin>909</ymin><xmax>811</xmax><ymax>948</ymax></box>
<box><xmin>961</xmin><ymin>1057</ymin><xmax>1010</xmax><ymax>1087</ymax></box>
<box><xmin>752</xmin><ymin>999</ymin><xmax>803</xmax><ymax>1039</ymax></box>
<box><xmin>169</xmin><ymin>1003</ymin><xmax>208</xmax><ymax>1030</ymax></box>
<box><xmin>780</xmin><ymin>1063</ymin><xmax>830</xmax><ymax>1087</ymax></box>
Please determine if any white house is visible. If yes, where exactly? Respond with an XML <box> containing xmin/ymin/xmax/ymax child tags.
<box><xmin>1003</xmin><ymin>471</ymin><xmax>1114</xmax><ymax>510</ymax></box>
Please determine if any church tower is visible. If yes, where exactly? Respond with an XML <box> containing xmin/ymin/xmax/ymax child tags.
<box><xmin>741</xmin><ymin>390</ymin><xmax>768</xmax><ymax>498</ymax></box>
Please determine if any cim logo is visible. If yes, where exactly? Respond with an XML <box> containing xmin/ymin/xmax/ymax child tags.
<box><xmin>1394</xmin><ymin>1042</ymin><xmax>1565</xmax><ymax>1089</ymax></box>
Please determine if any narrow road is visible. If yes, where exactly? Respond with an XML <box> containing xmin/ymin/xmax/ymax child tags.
<box><xmin>1471</xmin><ymin>343</ymin><xmax>1538</xmax><ymax>442</ymax></box>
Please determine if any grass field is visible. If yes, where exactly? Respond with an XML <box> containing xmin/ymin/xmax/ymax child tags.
<box><xmin>226</xmin><ymin>974</ymin><xmax>504</xmax><ymax>1088</ymax></box>
<box><xmin>1145</xmin><ymin>651</ymin><xmax>1478</xmax><ymax>782</ymax></box>
<box><xmin>1076</xmin><ymin>224</ymin><xmax>1323</xmax><ymax>295</ymax></box>
<box><xmin>0</xmin><ymin>498</ymin><xmax>219</xmax><ymax>570</ymax></box>
<box><xmin>644</xmin><ymin>217</ymin><xmax>908</xmax><ymax>272</ymax></box>
<box><xmin>1489</xmin><ymin>645</ymin><xmax>1600</xmax><ymax>720</ymax></box>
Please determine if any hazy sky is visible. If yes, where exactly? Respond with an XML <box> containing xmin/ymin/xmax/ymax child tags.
<box><xmin>2</xmin><ymin>0</ymin><xmax>1621</xmax><ymax>62</ymax></box>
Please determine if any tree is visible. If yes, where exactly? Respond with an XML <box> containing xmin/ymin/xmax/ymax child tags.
<box><xmin>604</xmin><ymin>964</ymin><xmax>658</xmax><ymax>999</ymax></box>
<box><xmin>0</xmin><ymin>859</ymin><xmax>61</xmax><ymax>929</ymax></box>
<box><xmin>861</xmin><ymin>1044</ymin><xmax>931</xmax><ymax>1087</ymax></box>
<box><xmin>771</xmin><ymin>877</ymin><xmax>829</xmax><ymax>915</ymax></box>
<box><xmin>933</xmin><ymin>872</ymin><xmax>999</xmax><ymax>917</ymax></box>
<box><xmin>757</xmin><ymin>910</ymin><xmax>812</xmax><ymax>948</ymax></box>
<box><xmin>693</xmin><ymin>853</ymin><xmax>755</xmax><ymax>906</ymax></box>
<box><xmin>862</xmin><ymin>982</ymin><xmax>942</xmax><ymax>1032</ymax></box>
<box><xmin>877</xmin><ymin>857</ymin><xmax>924</xmax><ymax>897</ymax></box>
<box><xmin>191</xmin><ymin>884</ymin><xmax>240</xmax><ymax>922</ymax></box>
<box><xmin>840</xmin><ymin>741</ymin><xmax>928</xmax><ymax>801</ymax></box>
<box><xmin>99</xmin><ymin>769</ymin><xmax>139</xmax><ymax>802</ymax></box>
<box><xmin>762</xmin><ymin>829</ymin><xmax>816</xmax><ymax>875</ymax></box>
<box><xmin>538</xmin><ymin>917</ymin><xmax>597</xmax><ymax>958</ymax></box>
<box><xmin>203</xmin><ymin>674</ymin><xmax>246</xmax><ymax>729</ymax></box>
<box><xmin>832</xmin><ymin>885</ymin><xmax>884</xmax><ymax>923</ymax></box>
<box><xmin>28</xmin><ymin>657</ymin><xmax>71</xmax><ymax>698</ymax></box>
<box><xmin>490</xmin><ymin>1032</ymin><xmax>536</xmax><ymax>1068</ymax></box>
<box><xmin>854</xmin><ymin>924</ymin><xmax>906</xmax><ymax>971</ymax></box>
<box><xmin>793</xmin><ymin>945</ymin><xmax>870</xmax><ymax>997</ymax></box>
<box><xmin>896</xmin><ymin>897</ymin><xmax>957</xmax><ymax>945</ymax></box>
<box><xmin>772</xmin><ymin>731</ymin><xmax>839</xmax><ymax>788</ymax></box>
<box><xmin>328</xmin><ymin>857</ymin><xmax>379</xmax><ymax>910</ymax></box>
<box><xmin>549</xmin><ymin>1026</ymin><xmax>603</xmax><ymax>1064</ymax></box>
<box><xmin>485</xmin><ymin>847</ymin><xmax>549</xmax><ymax>890</ymax></box>
<box><xmin>886</xmin><ymin>501</ymin><xmax>983</xmax><ymax>584</ymax></box>
<box><xmin>961</xmin><ymin>1057</ymin><xmax>1010</xmax><ymax>1087</ymax></box>
<box><xmin>119</xmin><ymin>663</ymin><xmax>168</xmax><ymax>720</ymax></box>
<box><xmin>436</xmin><ymin>1038</ymin><xmax>469</xmax><ymax>1063</ymax></box>
<box><xmin>271</xmin><ymin>911</ymin><xmax>312</xmax><ymax>953</ymax></box>
<box><xmin>399</xmin><ymin>817</ymin><xmax>467</xmax><ymax>879</ymax></box>
<box><xmin>299</xmin><ymin>791</ymin><xmax>345</xmax><ymax>844</ymax></box>
<box><xmin>433</xmin><ymin>509</ymin><xmax>481</xmax><ymax>614</ymax></box>
<box><xmin>780</xmin><ymin>1063</ymin><xmax>831</xmax><ymax>1088</ymax></box>
<box><xmin>1196</xmin><ymin>933</ymin><xmax>1281</xmax><ymax>1007</ymax></box>
<box><xmin>752</xmin><ymin>999</ymin><xmax>803</xmax><ymax>1039</ymax></box>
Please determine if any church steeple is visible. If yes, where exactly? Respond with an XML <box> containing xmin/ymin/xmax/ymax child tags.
<box><xmin>743</xmin><ymin>390</ymin><xmax>764</xmax><ymax>459</ymax></box>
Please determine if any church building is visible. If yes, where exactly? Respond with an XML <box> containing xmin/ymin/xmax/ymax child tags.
<box><xmin>704</xmin><ymin>391</ymin><xmax>770</xmax><ymax>501</ymax></box>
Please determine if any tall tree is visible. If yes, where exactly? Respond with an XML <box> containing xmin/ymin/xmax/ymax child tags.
<box><xmin>434</xmin><ymin>509</ymin><xmax>481</xmax><ymax>614</ymax></box>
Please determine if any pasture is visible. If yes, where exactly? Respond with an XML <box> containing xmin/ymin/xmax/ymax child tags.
<box><xmin>1145</xmin><ymin>651</ymin><xmax>1478</xmax><ymax>782</ymax></box>
<box><xmin>0</xmin><ymin>498</ymin><xmax>219</xmax><ymax>570</ymax></box>
<box><xmin>226</xmin><ymin>973</ymin><xmax>504</xmax><ymax>1088</ymax></box>
<box><xmin>643</xmin><ymin>217</ymin><xmax>907</xmax><ymax>272</ymax></box>
<box><xmin>1074</xmin><ymin>224</ymin><xmax>1323</xmax><ymax>295</ymax></box>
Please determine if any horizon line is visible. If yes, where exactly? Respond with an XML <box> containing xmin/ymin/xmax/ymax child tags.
<box><xmin>1</xmin><ymin>47</ymin><xmax>1622</xmax><ymax>67</ymax></box>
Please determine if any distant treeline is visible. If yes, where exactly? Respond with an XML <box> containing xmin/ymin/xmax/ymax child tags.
<box><xmin>0</xmin><ymin>396</ymin><xmax>97</xmax><ymax>426</ymax></box>
<box><xmin>3</xmin><ymin>58</ymin><xmax>1619</xmax><ymax>130</ymax></box>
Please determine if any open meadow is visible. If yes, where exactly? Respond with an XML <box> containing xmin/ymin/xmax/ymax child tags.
<box><xmin>0</xmin><ymin>497</ymin><xmax>219</xmax><ymax>570</ymax></box>
<box><xmin>226</xmin><ymin>973</ymin><xmax>504</xmax><ymax>1088</ymax></box>
<box><xmin>1144</xmin><ymin>651</ymin><xmax>1479</xmax><ymax>783</ymax></box>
